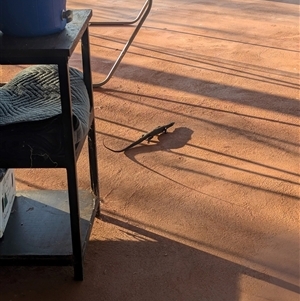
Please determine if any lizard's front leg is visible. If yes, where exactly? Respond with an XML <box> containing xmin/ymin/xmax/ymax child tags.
<box><xmin>147</xmin><ymin>135</ymin><xmax>154</xmax><ymax>143</ymax></box>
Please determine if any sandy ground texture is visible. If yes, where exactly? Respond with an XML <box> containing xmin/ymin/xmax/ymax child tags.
<box><xmin>0</xmin><ymin>0</ymin><xmax>299</xmax><ymax>300</ymax></box>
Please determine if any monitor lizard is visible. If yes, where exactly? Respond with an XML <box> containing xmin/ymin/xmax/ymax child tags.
<box><xmin>103</xmin><ymin>122</ymin><xmax>175</xmax><ymax>152</ymax></box>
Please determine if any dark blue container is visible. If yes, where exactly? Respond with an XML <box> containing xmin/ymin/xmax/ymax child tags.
<box><xmin>0</xmin><ymin>0</ymin><xmax>72</xmax><ymax>37</ymax></box>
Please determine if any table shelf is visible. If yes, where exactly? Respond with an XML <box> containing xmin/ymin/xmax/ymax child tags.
<box><xmin>0</xmin><ymin>10</ymin><xmax>100</xmax><ymax>280</ymax></box>
<box><xmin>0</xmin><ymin>190</ymin><xmax>97</xmax><ymax>265</ymax></box>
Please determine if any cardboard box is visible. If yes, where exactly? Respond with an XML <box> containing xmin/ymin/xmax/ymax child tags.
<box><xmin>0</xmin><ymin>169</ymin><xmax>16</xmax><ymax>238</ymax></box>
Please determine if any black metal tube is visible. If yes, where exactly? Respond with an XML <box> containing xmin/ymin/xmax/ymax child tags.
<box><xmin>82</xmin><ymin>28</ymin><xmax>100</xmax><ymax>206</ymax></box>
<box><xmin>92</xmin><ymin>0</ymin><xmax>153</xmax><ymax>87</ymax></box>
<box><xmin>57</xmin><ymin>59</ymin><xmax>83</xmax><ymax>281</ymax></box>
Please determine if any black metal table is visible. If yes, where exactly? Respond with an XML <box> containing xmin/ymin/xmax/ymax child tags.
<box><xmin>0</xmin><ymin>9</ymin><xmax>100</xmax><ymax>281</ymax></box>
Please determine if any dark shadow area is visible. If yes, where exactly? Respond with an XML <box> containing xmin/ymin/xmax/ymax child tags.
<box><xmin>98</xmin><ymin>213</ymin><xmax>300</xmax><ymax>294</ymax></box>
<box><xmin>0</xmin><ymin>213</ymin><xmax>298</xmax><ymax>301</ymax></box>
<box><xmin>0</xmin><ymin>190</ymin><xmax>94</xmax><ymax>265</ymax></box>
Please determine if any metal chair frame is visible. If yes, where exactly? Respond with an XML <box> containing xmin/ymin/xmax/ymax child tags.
<box><xmin>0</xmin><ymin>1</ymin><xmax>152</xmax><ymax>88</ymax></box>
<box><xmin>90</xmin><ymin>0</ymin><xmax>153</xmax><ymax>88</ymax></box>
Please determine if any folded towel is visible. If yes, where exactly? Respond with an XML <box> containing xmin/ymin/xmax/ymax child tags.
<box><xmin>0</xmin><ymin>64</ymin><xmax>90</xmax><ymax>144</ymax></box>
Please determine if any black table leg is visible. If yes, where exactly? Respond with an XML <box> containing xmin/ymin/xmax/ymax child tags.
<box><xmin>58</xmin><ymin>59</ymin><xmax>84</xmax><ymax>281</ymax></box>
<box><xmin>82</xmin><ymin>28</ymin><xmax>100</xmax><ymax>216</ymax></box>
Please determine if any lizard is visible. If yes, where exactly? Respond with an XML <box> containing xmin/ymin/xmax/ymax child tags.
<box><xmin>103</xmin><ymin>122</ymin><xmax>175</xmax><ymax>152</ymax></box>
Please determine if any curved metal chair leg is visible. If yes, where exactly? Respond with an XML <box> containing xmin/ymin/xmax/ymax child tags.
<box><xmin>91</xmin><ymin>0</ymin><xmax>153</xmax><ymax>88</ymax></box>
<box><xmin>90</xmin><ymin>0</ymin><xmax>150</xmax><ymax>26</ymax></box>
<box><xmin>0</xmin><ymin>1</ymin><xmax>153</xmax><ymax>88</ymax></box>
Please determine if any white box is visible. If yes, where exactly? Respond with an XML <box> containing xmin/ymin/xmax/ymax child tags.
<box><xmin>0</xmin><ymin>169</ymin><xmax>16</xmax><ymax>238</ymax></box>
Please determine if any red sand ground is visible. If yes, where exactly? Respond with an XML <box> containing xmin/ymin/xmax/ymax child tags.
<box><xmin>0</xmin><ymin>0</ymin><xmax>299</xmax><ymax>300</ymax></box>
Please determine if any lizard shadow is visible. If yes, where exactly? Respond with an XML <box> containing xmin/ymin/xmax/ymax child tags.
<box><xmin>124</xmin><ymin>126</ymin><xmax>193</xmax><ymax>157</ymax></box>
<box><xmin>123</xmin><ymin>126</ymin><xmax>218</xmax><ymax>201</ymax></box>
<box><xmin>124</xmin><ymin>126</ymin><xmax>242</xmax><ymax>206</ymax></box>
<box><xmin>124</xmin><ymin>127</ymin><xmax>239</xmax><ymax>205</ymax></box>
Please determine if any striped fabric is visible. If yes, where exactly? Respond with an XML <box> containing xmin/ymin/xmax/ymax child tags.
<box><xmin>0</xmin><ymin>65</ymin><xmax>90</xmax><ymax>144</ymax></box>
